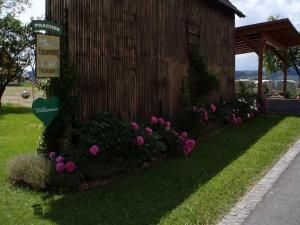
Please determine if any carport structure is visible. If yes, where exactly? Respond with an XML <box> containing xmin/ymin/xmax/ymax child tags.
<box><xmin>235</xmin><ymin>19</ymin><xmax>300</xmax><ymax>96</ymax></box>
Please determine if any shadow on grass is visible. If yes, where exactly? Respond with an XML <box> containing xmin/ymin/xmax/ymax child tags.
<box><xmin>34</xmin><ymin>115</ymin><xmax>284</xmax><ymax>225</ymax></box>
<box><xmin>0</xmin><ymin>104</ymin><xmax>32</xmax><ymax>116</ymax></box>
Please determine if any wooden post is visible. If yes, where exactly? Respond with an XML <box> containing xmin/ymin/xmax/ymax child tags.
<box><xmin>258</xmin><ymin>52</ymin><xmax>264</xmax><ymax>97</ymax></box>
<box><xmin>258</xmin><ymin>38</ymin><xmax>266</xmax><ymax>97</ymax></box>
<box><xmin>283</xmin><ymin>49</ymin><xmax>288</xmax><ymax>96</ymax></box>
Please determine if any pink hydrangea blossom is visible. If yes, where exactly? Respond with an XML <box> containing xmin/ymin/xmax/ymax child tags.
<box><xmin>210</xmin><ymin>104</ymin><xmax>217</xmax><ymax>113</ymax></box>
<box><xmin>164</xmin><ymin>121</ymin><xmax>171</xmax><ymax>129</ymax></box>
<box><xmin>65</xmin><ymin>161</ymin><xmax>76</xmax><ymax>173</ymax></box>
<box><xmin>183</xmin><ymin>139</ymin><xmax>196</xmax><ymax>156</ymax></box>
<box><xmin>150</xmin><ymin>116</ymin><xmax>158</xmax><ymax>124</ymax></box>
<box><xmin>256</xmin><ymin>104</ymin><xmax>261</xmax><ymax>112</ymax></box>
<box><xmin>181</xmin><ymin>131</ymin><xmax>188</xmax><ymax>139</ymax></box>
<box><xmin>230</xmin><ymin>117</ymin><xmax>238</xmax><ymax>125</ymax></box>
<box><xmin>133</xmin><ymin>136</ymin><xmax>145</xmax><ymax>146</ymax></box>
<box><xmin>89</xmin><ymin>145</ymin><xmax>100</xmax><ymax>156</ymax></box>
<box><xmin>56</xmin><ymin>156</ymin><xmax>65</xmax><ymax>163</ymax></box>
<box><xmin>158</xmin><ymin>118</ymin><xmax>165</xmax><ymax>125</ymax></box>
<box><xmin>56</xmin><ymin>162</ymin><xmax>65</xmax><ymax>173</ymax></box>
<box><xmin>131</xmin><ymin>122</ymin><xmax>139</xmax><ymax>130</ymax></box>
<box><xmin>202</xmin><ymin>111</ymin><xmax>209</xmax><ymax>121</ymax></box>
<box><xmin>49</xmin><ymin>152</ymin><xmax>56</xmax><ymax>160</ymax></box>
<box><xmin>192</xmin><ymin>106</ymin><xmax>197</xmax><ymax>112</ymax></box>
<box><xmin>145</xmin><ymin>127</ymin><xmax>153</xmax><ymax>136</ymax></box>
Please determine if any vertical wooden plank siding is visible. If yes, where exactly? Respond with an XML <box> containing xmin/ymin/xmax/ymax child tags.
<box><xmin>46</xmin><ymin>0</ymin><xmax>235</xmax><ymax>121</ymax></box>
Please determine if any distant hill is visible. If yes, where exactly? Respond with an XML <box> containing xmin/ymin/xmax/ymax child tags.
<box><xmin>236</xmin><ymin>68</ymin><xmax>299</xmax><ymax>82</ymax></box>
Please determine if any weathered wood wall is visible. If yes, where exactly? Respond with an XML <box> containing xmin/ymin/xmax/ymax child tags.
<box><xmin>46</xmin><ymin>0</ymin><xmax>235</xmax><ymax>121</ymax></box>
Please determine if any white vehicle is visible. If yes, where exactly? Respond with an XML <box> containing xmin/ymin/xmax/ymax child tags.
<box><xmin>255</xmin><ymin>80</ymin><xmax>274</xmax><ymax>96</ymax></box>
<box><xmin>275</xmin><ymin>80</ymin><xmax>297</xmax><ymax>95</ymax></box>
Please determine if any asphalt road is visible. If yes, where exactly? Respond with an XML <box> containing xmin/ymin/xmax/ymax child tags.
<box><xmin>242</xmin><ymin>152</ymin><xmax>300</xmax><ymax>225</ymax></box>
<box><xmin>268</xmin><ymin>98</ymin><xmax>300</xmax><ymax>115</ymax></box>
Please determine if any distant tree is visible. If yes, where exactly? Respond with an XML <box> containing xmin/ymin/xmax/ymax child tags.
<box><xmin>263</xmin><ymin>16</ymin><xmax>300</xmax><ymax>81</ymax></box>
<box><xmin>0</xmin><ymin>0</ymin><xmax>31</xmax><ymax>16</ymax></box>
<box><xmin>0</xmin><ymin>15</ymin><xmax>33</xmax><ymax>108</ymax></box>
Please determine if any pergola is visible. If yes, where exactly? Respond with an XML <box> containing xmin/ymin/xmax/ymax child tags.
<box><xmin>235</xmin><ymin>19</ymin><xmax>300</xmax><ymax>96</ymax></box>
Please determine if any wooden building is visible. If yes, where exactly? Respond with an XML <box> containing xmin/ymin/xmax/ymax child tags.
<box><xmin>46</xmin><ymin>0</ymin><xmax>244</xmax><ymax>120</ymax></box>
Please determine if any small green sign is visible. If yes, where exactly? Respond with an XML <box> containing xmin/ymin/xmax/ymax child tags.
<box><xmin>31</xmin><ymin>20</ymin><xmax>62</xmax><ymax>36</ymax></box>
<box><xmin>32</xmin><ymin>97</ymin><xmax>60</xmax><ymax>126</ymax></box>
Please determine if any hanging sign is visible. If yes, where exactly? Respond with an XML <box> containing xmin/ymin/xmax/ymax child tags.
<box><xmin>36</xmin><ymin>34</ymin><xmax>60</xmax><ymax>78</ymax></box>
<box><xmin>31</xmin><ymin>20</ymin><xmax>62</xmax><ymax>36</ymax></box>
<box><xmin>32</xmin><ymin>97</ymin><xmax>60</xmax><ymax>127</ymax></box>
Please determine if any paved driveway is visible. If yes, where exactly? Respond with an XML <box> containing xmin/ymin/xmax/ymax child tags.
<box><xmin>268</xmin><ymin>98</ymin><xmax>300</xmax><ymax>115</ymax></box>
<box><xmin>243</xmin><ymin>153</ymin><xmax>300</xmax><ymax>225</ymax></box>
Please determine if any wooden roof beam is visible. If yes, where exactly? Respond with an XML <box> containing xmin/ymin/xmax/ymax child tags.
<box><xmin>238</xmin><ymin>32</ymin><xmax>260</xmax><ymax>54</ymax></box>
<box><xmin>263</xmin><ymin>33</ymin><xmax>286</xmax><ymax>50</ymax></box>
<box><xmin>266</xmin><ymin>45</ymin><xmax>284</xmax><ymax>61</ymax></box>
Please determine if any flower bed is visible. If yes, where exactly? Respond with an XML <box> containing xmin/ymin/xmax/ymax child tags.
<box><xmin>8</xmin><ymin>96</ymin><xmax>268</xmax><ymax>191</ymax></box>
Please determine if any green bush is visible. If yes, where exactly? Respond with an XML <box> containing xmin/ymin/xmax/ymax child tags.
<box><xmin>8</xmin><ymin>154</ymin><xmax>52</xmax><ymax>190</ymax></box>
<box><xmin>174</xmin><ymin>96</ymin><xmax>266</xmax><ymax>135</ymax></box>
<box><xmin>69</xmin><ymin>112</ymin><xmax>173</xmax><ymax>181</ymax></box>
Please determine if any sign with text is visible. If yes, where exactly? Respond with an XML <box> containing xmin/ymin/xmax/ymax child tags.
<box><xmin>32</xmin><ymin>20</ymin><xmax>62</xmax><ymax>36</ymax></box>
<box><xmin>36</xmin><ymin>34</ymin><xmax>60</xmax><ymax>78</ymax></box>
<box><xmin>32</xmin><ymin>97</ymin><xmax>60</xmax><ymax>127</ymax></box>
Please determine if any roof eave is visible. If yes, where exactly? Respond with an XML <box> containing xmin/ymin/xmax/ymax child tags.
<box><xmin>216</xmin><ymin>0</ymin><xmax>246</xmax><ymax>18</ymax></box>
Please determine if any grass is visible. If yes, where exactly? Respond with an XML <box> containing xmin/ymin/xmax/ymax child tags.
<box><xmin>1</xmin><ymin>104</ymin><xmax>300</xmax><ymax>225</ymax></box>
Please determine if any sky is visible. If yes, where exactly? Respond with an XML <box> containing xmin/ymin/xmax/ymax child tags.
<box><xmin>18</xmin><ymin>0</ymin><xmax>300</xmax><ymax>71</ymax></box>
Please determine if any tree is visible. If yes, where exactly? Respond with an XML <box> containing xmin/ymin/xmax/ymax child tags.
<box><xmin>0</xmin><ymin>0</ymin><xmax>31</xmax><ymax>16</ymax></box>
<box><xmin>0</xmin><ymin>15</ymin><xmax>34</xmax><ymax>108</ymax></box>
<box><xmin>264</xmin><ymin>16</ymin><xmax>300</xmax><ymax>82</ymax></box>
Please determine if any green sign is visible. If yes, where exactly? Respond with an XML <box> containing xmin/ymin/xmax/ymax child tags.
<box><xmin>31</xmin><ymin>20</ymin><xmax>62</xmax><ymax>36</ymax></box>
<box><xmin>32</xmin><ymin>97</ymin><xmax>60</xmax><ymax>126</ymax></box>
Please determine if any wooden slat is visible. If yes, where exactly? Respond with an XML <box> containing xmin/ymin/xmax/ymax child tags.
<box><xmin>47</xmin><ymin>0</ymin><xmax>236</xmax><ymax>120</ymax></box>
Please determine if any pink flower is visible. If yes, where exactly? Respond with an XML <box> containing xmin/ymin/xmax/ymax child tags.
<box><xmin>145</xmin><ymin>127</ymin><xmax>153</xmax><ymax>136</ymax></box>
<box><xmin>164</xmin><ymin>122</ymin><xmax>171</xmax><ymax>129</ymax></box>
<box><xmin>183</xmin><ymin>139</ymin><xmax>196</xmax><ymax>156</ymax></box>
<box><xmin>158</xmin><ymin>118</ymin><xmax>165</xmax><ymax>125</ymax></box>
<box><xmin>56</xmin><ymin>162</ymin><xmax>65</xmax><ymax>173</ymax></box>
<box><xmin>89</xmin><ymin>145</ymin><xmax>100</xmax><ymax>156</ymax></box>
<box><xmin>236</xmin><ymin>117</ymin><xmax>242</xmax><ymax>124</ymax></box>
<box><xmin>181</xmin><ymin>131</ymin><xmax>188</xmax><ymax>139</ymax></box>
<box><xmin>150</xmin><ymin>116</ymin><xmax>158</xmax><ymax>124</ymax></box>
<box><xmin>56</xmin><ymin>156</ymin><xmax>65</xmax><ymax>163</ymax></box>
<box><xmin>247</xmin><ymin>113</ymin><xmax>251</xmax><ymax>119</ymax></box>
<box><xmin>210</xmin><ymin>104</ymin><xmax>217</xmax><ymax>113</ymax></box>
<box><xmin>132</xmin><ymin>136</ymin><xmax>145</xmax><ymax>146</ymax></box>
<box><xmin>49</xmin><ymin>152</ymin><xmax>56</xmax><ymax>160</ymax></box>
<box><xmin>230</xmin><ymin>117</ymin><xmax>238</xmax><ymax>125</ymax></box>
<box><xmin>131</xmin><ymin>122</ymin><xmax>139</xmax><ymax>130</ymax></box>
<box><xmin>202</xmin><ymin>111</ymin><xmax>209</xmax><ymax>121</ymax></box>
<box><xmin>192</xmin><ymin>106</ymin><xmax>197</xmax><ymax>112</ymax></box>
<box><xmin>65</xmin><ymin>161</ymin><xmax>76</xmax><ymax>173</ymax></box>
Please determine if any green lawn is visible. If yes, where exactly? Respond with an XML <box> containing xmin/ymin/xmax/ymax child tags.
<box><xmin>1</xmin><ymin>104</ymin><xmax>300</xmax><ymax>225</ymax></box>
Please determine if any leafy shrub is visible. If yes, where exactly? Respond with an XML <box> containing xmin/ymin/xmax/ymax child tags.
<box><xmin>175</xmin><ymin>96</ymin><xmax>265</xmax><ymax>135</ymax></box>
<box><xmin>43</xmin><ymin>113</ymin><xmax>196</xmax><ymax>184</ymax></box>
<box><xmin>188</xmin><ymin>51</ymin><xmax>219</xmax><ymax>105</ymax></box>
<box><xmin>8</xmin><ymin>154</ymin><xmax>52</xmax><ymax>190</ymax></box>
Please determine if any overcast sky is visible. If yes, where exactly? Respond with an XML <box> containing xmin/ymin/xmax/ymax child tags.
<box><xmin>18</xmin><ymin>0</ymin><xmax>300</xmax><ymax>71</ymax></box>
